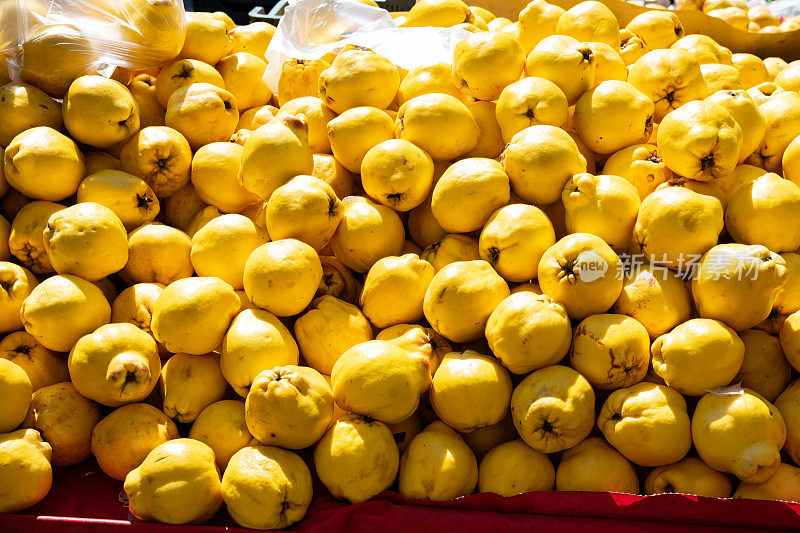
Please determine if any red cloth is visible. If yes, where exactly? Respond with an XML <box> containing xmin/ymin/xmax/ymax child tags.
<box><xmin>3</xmin><ymin>459</ymin><xmax>800</xmax><ymax>532</ymax></box>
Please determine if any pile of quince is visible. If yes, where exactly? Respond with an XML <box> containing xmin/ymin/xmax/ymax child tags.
<box><xmin>675</xmin><ymin>0</ymin><xmax>800</xmax><ymax>33</ymax></box>
<box><xmin>4</xmin><ymin>0</ymin><xmax>800</xmax><ymax>528</ymax></box>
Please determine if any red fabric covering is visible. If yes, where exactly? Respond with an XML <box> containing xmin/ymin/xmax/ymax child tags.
<box><xmin>3</xmin><ymin>459</ymin><xmax>800</xmax><ymax>532</ymax></box>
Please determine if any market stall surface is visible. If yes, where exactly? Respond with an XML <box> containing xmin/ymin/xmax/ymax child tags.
<box><xmin>4</xmin><ymin>459</ymin><xmax>800</xmax><ymax>532</ymax></box>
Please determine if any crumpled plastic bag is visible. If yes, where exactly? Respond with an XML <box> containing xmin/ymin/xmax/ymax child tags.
<box><xmin>264</xmin><ymin>0</ymin><xmax>471</xmax><ymax>94</ymax></box>
<box><xmin>708</xmin><ymin>384</ymin><xmax>746</xmax><ymax>396</ymax></box>
<box><xmin>746</xmin><ymin>0</ymin><xmax>800</xmax><ymax>17</ymax></box>
<box><xmin>0</xmin><ymin>0</ymin><xmax>186</xmax><ymax>97</ymax></box>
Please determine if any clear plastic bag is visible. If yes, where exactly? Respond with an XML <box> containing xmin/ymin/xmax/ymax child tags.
<box><xmin>746</xmin><ymin>0</ymin><xmax>800</xmax><ymax>17</ymax></box>
<box><xmin>263</xmin><ymin>0</ymin><xmax>471</xmax><ymax>94</ymax></box>
<box><xmin>0</xmin><ymin>0</ymin><xmax>187</xmax><ymax>97</ymax></box>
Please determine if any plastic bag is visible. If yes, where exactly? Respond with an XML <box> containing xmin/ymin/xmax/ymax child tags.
<box><xmin>264</xmin><ymin>0</ymin><xmax>472</xmax><ymax>94</ymax></box>
<box><xmin>708</xmin><ymin>384</ymin><xmax>746</xmax><ymax>396</ymax></box>
<box><xmin>0</xmin><ymin>0</ymin><xmax>186</xmax><ymax>97</ymax></box>
<box><xmin>746</xmin><ymin>0</ymin><xmax>800</xmax><ymax>17</ymax></box>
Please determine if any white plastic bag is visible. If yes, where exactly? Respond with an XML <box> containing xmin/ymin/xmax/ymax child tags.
<box><xmin>747</xmin><ymin>0</ymin><xmax>800</xmax><ymax>17</ymax></box>
<box><xmin>0</xmin><ymin>0</ymin><xmax>186</xmax><ymax>97</ymax></box>
<box><xmin>264</xmin><ymin>0</ymin><xmax>471</xmax><ymax>94</ymax></box>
